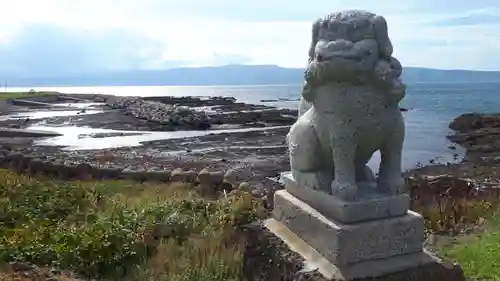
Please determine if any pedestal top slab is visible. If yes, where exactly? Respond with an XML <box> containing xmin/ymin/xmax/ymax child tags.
<box><xmin>281</xmin><ymin>172</ymin><xmax>410</xmax><ymax>223</ymax></box>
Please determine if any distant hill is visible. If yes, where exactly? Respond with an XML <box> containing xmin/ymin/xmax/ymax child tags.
<box><xmin>4</xmin><ymin>64</ymin><xmax>500</xmax><ymax>87</ymax></box>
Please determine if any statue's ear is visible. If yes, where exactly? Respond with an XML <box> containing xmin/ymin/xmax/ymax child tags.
<box><xmin>301</xmin><ymin>82</ymin><xmax>315</xmax><ymax>102</ymax></box>
<box><xmin>308</xmin><ymin>19</ymin><xmax>321</xmax><ymax>61</ymax></box>
<box><xmin>372</xmin><ymin>15</ymin><xmax>393</xmax><ymax>58</ymax></box>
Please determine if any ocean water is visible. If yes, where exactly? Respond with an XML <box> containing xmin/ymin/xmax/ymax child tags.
<box><xmin>7</xmin><ymin>83</ymin><xmax>500</xmax><ymax>170</ymax></box>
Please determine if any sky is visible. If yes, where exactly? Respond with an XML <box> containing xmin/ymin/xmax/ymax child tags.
<box><xmin>0</xmin><ymin>0</ymin><xmax>499</xmax><ymax>76</ymax></box>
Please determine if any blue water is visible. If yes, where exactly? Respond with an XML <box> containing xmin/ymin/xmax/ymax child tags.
<box><xmin>7</xmin><ymin>83</ymin><xmax>500</xmax><ymax>170</ymax></box>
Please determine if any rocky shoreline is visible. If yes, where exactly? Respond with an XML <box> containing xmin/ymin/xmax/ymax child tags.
<box><xmin>0</xmin><ymin>93</ymin><xmax>297</xmax><ymax>131</ymax></box>
<box><xmin>0</xmin><ymin>91</ymin><xmax>498</xmax><ymax>202</ymax></box>
<box><xmin>408</xmin><ymin>112</ymin><xmax>500</xmax><ymax>182</ymax></box>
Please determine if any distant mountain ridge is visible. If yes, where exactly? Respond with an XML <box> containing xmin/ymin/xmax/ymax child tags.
<box><xmin>4</xmin><ymin>64</ymin><xmax>500</xmax><ymax>87</ymax></box>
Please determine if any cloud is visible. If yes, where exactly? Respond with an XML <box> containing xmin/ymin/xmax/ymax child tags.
<box><xmin>0</xmin><ymin>24</ymin><xmax>173</xmax><ymax>76</ymax></box>
<box><xmin>0</xmin><ymin>0</ymin><xmax>499</xmax><ymax>73</ymax></box>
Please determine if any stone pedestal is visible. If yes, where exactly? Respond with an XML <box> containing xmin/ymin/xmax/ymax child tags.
<box><xmin>260</xmin><ymin>173</ymin><xmax>466</xmax><ymax>280</ymax></box>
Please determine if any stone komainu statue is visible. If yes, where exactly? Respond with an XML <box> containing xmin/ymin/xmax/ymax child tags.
<box><xmin>287</xmin><ymin>10</ymin><xmax>406</xmax><ymax>201</ymax></box>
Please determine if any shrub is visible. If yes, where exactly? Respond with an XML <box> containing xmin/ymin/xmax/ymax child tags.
<box><xmin>0</xmin><ymin>169</ymin><xmax>266</xmax><ymax>280</ymax></box>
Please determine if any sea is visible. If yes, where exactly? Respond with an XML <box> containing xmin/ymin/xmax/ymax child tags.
<box><xmin>6</xmin><ymin>83</ymin><xmax>500</xmax><ymax>171</ymax></box>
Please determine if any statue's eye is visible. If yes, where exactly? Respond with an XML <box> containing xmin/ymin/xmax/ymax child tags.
<box><xmin>316</xmin><ymin>54</ymin><xmax>323</xmax><ymax>62</ymax></box>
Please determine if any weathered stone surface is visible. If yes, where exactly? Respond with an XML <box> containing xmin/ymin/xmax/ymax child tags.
<box><xmin>288</xmin><ymin>9</ymin><xmax>406</xmax><ymax>201</ymax></box>
<box><xmin>273</xmin><ymin>190</ymin><xmax>425</xmax><ymax>265</ymax></box>
<box><xmin>282</xmin><ymin>172</ymin><xmax>409</xmax><ymax>223</ymax></box>
<box><xmin>197</xmin><ymin>168</ymin><xmax>225</xmax><ymax>196</ymax></box>
<box><xmin>170</xmin><ymin>168</ymin><xmax>197</xmax><ymax>183</ymax></box>
<box><xmin>224</xmin><ymin>167</ymin><xmax>252</xmax><ymax>186</ymax></box>
<box><xmin>243</xmin><ymin>221</ymin><xmax>467</xmax><ymax>281</ymax></box>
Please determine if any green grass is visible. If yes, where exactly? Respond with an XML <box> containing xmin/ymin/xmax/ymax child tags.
<box><xmin>439</xmin><ymin>216</ymin><xmax>500</xmax><ymax>281</ymax></box>
<box><xmin>0</xmin><ymin>91</ymin><xmax>59</xmax><ymax>100</ymax></box>
<box><xmin>0</xmin><ymin>169</ymin><xmax>267</xmax><ymax>281</ymax></box>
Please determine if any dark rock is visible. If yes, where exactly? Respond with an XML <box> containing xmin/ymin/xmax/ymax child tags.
<box><xmin>219</xmin><ymin>181</ymin><xmax>234</xmax><ymax>193</ymax></box>
<box><xmin>9</xmin><ymin>261</ymin><xmax>36</xmax><ymax>272</ymax></box>
<box><xmin>144</xmin><ymin>170</ymin><xmax>171</xmax><ymax>182</ymax></box>
<box><xmin>6</xmin><ymin>152</ymin><xmax>24</xmax><ymax>162</ymax></box>
<box><xmin>17</xmin><ymin>155</ymin><xmax>32</xmax><ymax>172</ymax></box>
<box><xmin>49</xmin><ymin>162</ymin><xmax>67</xmax><ymax>178</ymax></box>
<box><xmin>449</xmin><ymin>113</ymin><xmax>500</xmax><ymax>133</ymax></box>
<box><xmin>75</xmin><ymin>163</ymin><xmax>94</xmax><ymax>180</ymax></box>
<box><xmin>41</xmin><ymin>161</ymin><xmax>55</xmax><ymax>176</ymax></box>
<box><xmin>122</xmin><ymin>170</ymin><xmax>146</xmax><ymax>181</ymax></box>
<box><xmin>99</xmin><ymin>167</ymin><xmax>123</xmax><ymax>179</ymax></box>
<box><xmin>7</xmin><ymin>152</ymin><xmax>25</xmax><ymax>172</ymax></box>
<box><xmin>27</xmin><ymin>158</ymin><xmax>44</xmax><ymax>175</ymax></box>
<box><xmin>170</xmin><ymin>168</ymin><xmax>197</xmax><ymax>182</ymax></box>
<box><xmin>448</xmin><ymin>113</ymin><xmax>500</xmax><ymax>163</ymax></box>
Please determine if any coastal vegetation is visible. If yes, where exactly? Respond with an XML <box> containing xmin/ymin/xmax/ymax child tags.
<box><xmin>1</xmin><ymin>168</ymin><xmax>500</xmax><ymax>280</ymax></box>
<box><xmin>0</xmin><ymin>91</ymin><xmax>58</xmax><ymax>100</ymax></box>
<box><xmin>0</xmin><ymin>169</ymin><xmax>266</xmax><ymax>281</ymax></box>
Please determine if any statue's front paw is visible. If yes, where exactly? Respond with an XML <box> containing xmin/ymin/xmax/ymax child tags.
<box><xmin>331</xmin><ymin>181</ymin><xmax>358</xmax><ymax>201</ymax></box>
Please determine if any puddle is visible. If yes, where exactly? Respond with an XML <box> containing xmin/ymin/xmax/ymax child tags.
<box><xmin>0</xmin><ymin>110</ymin><xmax>104</xmax><ymax>121</ymax></box>
<box><xmin>27</xmin><ymin>125</ymin><xmax>289</xmax><ymax>150</ymax></box>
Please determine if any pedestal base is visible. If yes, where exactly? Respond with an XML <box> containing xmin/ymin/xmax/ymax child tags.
<box><xmin>282</xmin><ymin>172</ymin><xmax>410</xmax><ymax>223</ymax></box>
<box><xmin>243</xmin><ymin>219</ymin><xmax>465</xmax><ymax>281</ymax></box>
<box><xmin>273</xmin><ymin>190</ymin><xmax>425</xmax><ymax>265</ymax></box>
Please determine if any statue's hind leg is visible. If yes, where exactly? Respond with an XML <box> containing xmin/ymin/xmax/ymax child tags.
<box><xmin>288</xmin><ymin>111</ymin><xmax>331</xmax><ymax>194</ymax></box>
